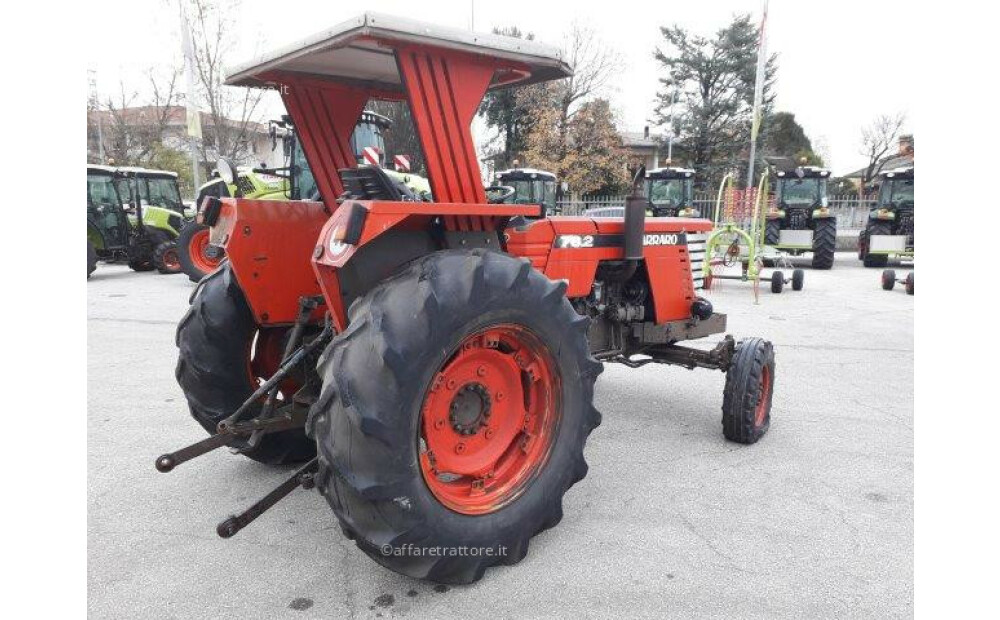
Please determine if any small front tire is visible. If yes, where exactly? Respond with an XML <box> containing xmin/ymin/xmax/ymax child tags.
<box><xmin>882</xmin><ymin>269</ymin><xmax>896</xmax><ymax>291</ymax></box>
<box><xmin>771</xmin><ymin>270</ymin><xmax>784</xmax><ymax>294</ymax></box>
<box><xmin>905</xmin><ymin>272</ymin><xmax>914</xmax><ymax>295</ymax></box>
<box><xmin>722</xmin><ymin>338</ymin><xmax>775</xmax><ymax>444</ymax></box>
<box><xmin>792</xmin><ymin>269</ymin><xmax>804</xmax><ymax>291</ymax></box>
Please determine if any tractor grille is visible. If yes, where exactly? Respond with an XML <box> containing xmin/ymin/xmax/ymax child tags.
<box><xmin>235</xmin><ymin>175</ymin><xmax>256</xmax><ymax>196</ymax></box>
<box><xmin>687</xmin><ymin>233</ymin><xmax>707</xmax><ymax>290</ymax></box>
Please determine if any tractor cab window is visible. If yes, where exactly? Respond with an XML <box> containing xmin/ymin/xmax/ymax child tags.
<box><xmin>881</xmin><ymin>178</ymin><xmax>914</xmax><ymax>208</ymax></box>
<box><xmin>647</xmin><ymin>179</ymin><xmax>689</xmax><ymax>207</ymax></box>
<box><xmin>88</xmin><ymin>174</ymin><xmax>122</xmax><ymax>208</ymax></box>
<box><xmin>499</xmin><ymin>178</ymin><xmax>548</xmax><ymax>205</ymax></box>
<box><xmin>542</xmin><ymin>180</ymin><xmax>557</xmax><ymax>211</ymax></box>
<box><xmin>292</xmin><ymin>138</ymin><xmax>318</xmax><ymax>200</ymax></box>
<box><xmin>350</xmin><ymin>121</ymin><xmax>387</xmax><ymax>164</ymax></box>
<box><xmin>144</xmin><ymin>178</ymin><xmax>184</xmax><ymax>213</ymax></box>
<box><xmin>779</xmin><ymin>178</ymin><xmax>821</xmax><ymax>206</ymax></box>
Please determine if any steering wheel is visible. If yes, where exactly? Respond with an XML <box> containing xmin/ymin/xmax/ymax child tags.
<box><xmin>485</xmin><ymin>185</ymin><xmax>516</xmax><ymax>204</ymax></box>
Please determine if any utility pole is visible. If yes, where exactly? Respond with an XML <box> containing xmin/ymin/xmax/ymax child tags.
<box><xmin>181</xmin><ymin>3</ymin><xmax>202</xmax><ymax>197</ymax></box>
<box><xmin>88</xmin><ymin>69</ymin><xmax>106</xmax><ymax>163</ymax></box>
<box><xmin>666</xmin><ymin>88</ymin><xmax>676</xmax><ymax>162</ymax></box>
<box><xmin>746</xmin><ymin>0</ymin><xmax>769</xmax><ymax>190</ymax></box>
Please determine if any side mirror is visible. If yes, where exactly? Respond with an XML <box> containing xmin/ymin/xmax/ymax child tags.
<box><xmin>215</xmin><ymin>158</ymin><xmax>238</xmax><ymax>186</ymax></box>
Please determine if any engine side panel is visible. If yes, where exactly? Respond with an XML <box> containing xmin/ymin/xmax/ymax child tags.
<box><xmin>505</xmin><ymin>216</ymin><xmax>713</xmax><ymax>324</ymax></box>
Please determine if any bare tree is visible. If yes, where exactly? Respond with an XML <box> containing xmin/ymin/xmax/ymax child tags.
<box><xmin>553</xmin><ymin>23</ymin><xmax>622</xmax><ymax>160</ymax></box>
<box><xmin>96</xmin><ymin>68</ymin><xmax>180</xmax><ymax>165</ymax></box>
<box><xmin>186</xmin><ymin>0</ymin><xmax>266</xmax><ymax>166</ymax></box>
<box><xmin>859</xmin><ymin>112</ymin><xmax>906</xmax><ymax>186</ymax></box>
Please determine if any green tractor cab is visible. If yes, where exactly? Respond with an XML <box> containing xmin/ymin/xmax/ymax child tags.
<box><xmin>645</xmin><ymin>166</ymin><xmax>697</xmax><ymax>217</ymax></box>
<box><xmin>764</xmin><ymin>164</ymin><xmax>836</xmax><ymax>269</ymax></box>
<box><xmin>488</xmin><ymin>167</ymin><xmax>558</xmax><ymax>215</ymax></box>
<box><xmin>858</xmin><ymin>166</ymin><xmax>914</xmax><ymax>267</ymax></box>
<box><xmin>179</xmin><ymin>112</ymin><xmax>431</xmax><ymax>282</ymax></box>
<box><xmin>87</xmin><ymin>165</ymin><xmax>188</xmax><ymax>277</ymax></box>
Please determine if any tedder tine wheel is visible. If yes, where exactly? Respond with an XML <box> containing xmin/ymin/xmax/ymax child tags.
<box><xmin>722</xmin><ymin>338</ymin><xmax>775</xmax><ymax>444</ymax></box>
<box><xmin>792</xmin><ymin>269</ymin><xmax>805</xmax><ymax>291</ymax></box>
<box><xmin>771</xmin><ymin>270</ymin><xmax>784</xmax><ymax>294</ymax></box>
<box><xmin>905</xmin><ymin>272</ymin><xmax>914</xmax><ymax>295</ymax></box>
<box><xmin>308</xmin><ymin>249</ymin><xmax>603</xmax><ymax>584</ymax></box>
<box><xmin>882</xmin><ymin>269</ymin><xmax>896</xmax><ymax>291</ymax></box>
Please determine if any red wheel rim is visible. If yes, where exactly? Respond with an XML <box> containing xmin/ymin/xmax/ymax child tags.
<box><xmin>189</xmin><ymin>229</ymin><xmax>223</xmax><ymax>274</ymax></box>
<box><xmin>419</xmin><ymin>325</ymin><xmax>561</xmax><ymax>515</ymax></box>
<box><xmin>754</xmin><ymin>365</ymin><xmax>772</xmax><ymax>427</ymax></box>
<box><xmin>163</xmin><ymin>248</ymin><xmax>180</xmax><ymax>271</ymax></box>
<box><xmin>248</xmin><ymin>328</ymin><xmax>300</xmax><ymax>401</ymax></box>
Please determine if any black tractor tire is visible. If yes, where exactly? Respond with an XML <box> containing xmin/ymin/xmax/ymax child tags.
<box><xmin>810</xmin><ymin>218</ymin><xmax>836</xmax><ymax>269</ymax></box>
<box><xmin>128</xmin><ymin>257</ymin><xmax>155</xmax><ymax>271</ymax></box>
<box><xmin>308</xmin><ymin>249</ymin><xmax>602</xmax><ymax>584</ymax></box>
<box><xmin>764</xmin><ymin>220</ymin><xmax>781</xmax><ymax>246</ymax></box>
<box><xmin>722</xmin><ymin>338</ymin><xmax>775</xmax><ymax>444</ymax></box>
<box><xmin>862</xmin><ymin>221</ymin><xmax>891</xmax><ymax>268</ymax></box>
<box><xmin>87</xmin><ymin>241</ymin><xmax>97</xmax><ymax>278</ymax></box>
<box><xmin>154</xmin><ymin>240</ymin><xmax>182</xmax><ymax>274</ymax></box>
<box><xmin>771</xmin><ymin>270</ymin><xmax>784</xmax><ymax>294</ymax></box>
<box><xmin>905</xmin><ymin>272</ymin><xmax>914</xmax><ymax>295</ymax></box>
<box><xmin>857</xmin><ymin>230</ymin><xmax>867</xmax><ymax>260</ymax></box>
<box><xmin>178</xmin><ymin>222</ymin><xmax>223</xmax><ymax>283</ymax></box>
<box><xmin>882</xmin><ymin>269</ymin><xmax>896</xmax><ymax>291</ymax></box>
<box><xmin>792</xmin><ymin>269</ymin><xmax>805</xmax><ymax>291</ymax></box>
<box><xmin>175</xmin><ymin>263</ymin><xmax>316</xmax><ymax>465</ymax></box>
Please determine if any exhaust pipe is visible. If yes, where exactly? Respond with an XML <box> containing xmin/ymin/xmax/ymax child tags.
<box><xmin>624</xmin><ymin>166</ymin><xmax>647</xmax><ymax>261</ymax></box>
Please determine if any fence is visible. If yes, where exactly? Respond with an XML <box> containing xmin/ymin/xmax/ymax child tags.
<box><xmin>555</xmin><ymin>193</ymin><xmax>875</xmax><ymax>233</ymax></box>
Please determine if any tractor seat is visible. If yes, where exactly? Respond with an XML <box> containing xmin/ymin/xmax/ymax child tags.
<box><xmin>338</xmin><ymin>166</ymin><xmax>420</xmax><ymax>202</ymax></box>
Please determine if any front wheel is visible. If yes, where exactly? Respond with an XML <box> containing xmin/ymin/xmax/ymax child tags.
<box><xmin>771</xmin><ymin>270</ymin><xmax>784</xmax><ymax>294</ymax></box>
<box><xmin>905</xmin><ymin>272</ymin><xmax>914</xmax><ymax>295</ymax></box>
<box><xmin>154</xmin><ymin>240</ymin><xmax>182</xmax><ymax>274</ymax></box>
<box><xmin>882</xmin><ymin>269</ymin><xmax>896</xmax><ymax>291</ymax></box>
<box><xmin>722</xmin><ymin>338</ymin><xmax>775</xmax><ymax>444</ymax></box>
<box><xmin>862</xmin><ymin>221</ymin><xmax>891</xmax><ymax>268</ymax></box>
<box><xmin>308</xmin><ymin>249</ymin><xmax>602</xmax><ymax>584</ymax></box>
<box><xmin>87</xmin><ymin>241</ymin><xmax>97</xmax><ymax>278</ymax></box>
<box><xmin>764</xmin><ymin>220</ymin><xmax>781</xmax><ymax>246</ymax></box>
<box><xmin>811</xmin><ymin>218</ymin><xmax>836</xmax><ymax>269</ymax></box>
<box><xmin>792</xmin><ymin>269</ymin><xmax>805</xmax><ymax>291</ymax></box>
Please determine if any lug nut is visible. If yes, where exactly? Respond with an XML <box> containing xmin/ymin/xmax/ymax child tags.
<box><xmin>434</xmin><ymin>419</ymin><xmax>445</xmax><ymax>430</ymax></box>
<box><xmin>477</xmin><ymin>365</ymin><xmax>487</xmax><ymax>377</ymax></box>
<box><xmin>455</xmin><ymin>443</ymin><xmax>466</xmax><ymax>454</ymax></box>
<box><xmin>485</xmin><ymin>428</ymin><xmax>495</xmax><ymax>440</ymax></box>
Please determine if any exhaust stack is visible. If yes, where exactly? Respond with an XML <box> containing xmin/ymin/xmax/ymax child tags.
<box><xmin>623</xmin><ymin>165</ymin><xmax>647</xmax><ymax>261</ymax></box>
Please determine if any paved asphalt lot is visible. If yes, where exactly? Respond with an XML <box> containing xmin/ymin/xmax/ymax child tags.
<box><xmin>88</xmin><ymin>252</ymin><xmax>913</xmax><ymax>619</ymax></box>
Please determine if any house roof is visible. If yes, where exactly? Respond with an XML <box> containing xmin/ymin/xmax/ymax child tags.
<box><xmin>843</xmin><ymin>152</ymin><xmax>914</xmax><ymax>179</ymax></box>
<box><xmin>621</xmin><ymin>130</ymin><xmax>663</xmax><ymax>149</ymax></box>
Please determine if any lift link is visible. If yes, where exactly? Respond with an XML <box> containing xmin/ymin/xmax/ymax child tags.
<box><xmin>154</xmin><ymin>407</ymin><xmax>308</xmax><ymax>473</ymax></box>
<box><xmin>216</xmin><ymin>457</ymin><xmax>319</xmax><ymax>539</ymax></box>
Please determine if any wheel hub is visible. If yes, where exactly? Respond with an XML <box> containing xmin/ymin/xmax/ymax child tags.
<box><xmin>449</xmin><ymin>383</ymin><xmax>492</xmax><ymax>435</ymax></box>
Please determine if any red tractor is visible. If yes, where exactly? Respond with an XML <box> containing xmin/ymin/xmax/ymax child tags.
<box><xmin>159</xmin><ymin>14</ymin><xmax>777</xmax><ymax>585</ymax></box>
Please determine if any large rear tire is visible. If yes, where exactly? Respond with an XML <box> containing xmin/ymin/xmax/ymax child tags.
<box><xmin>308</xmin><ymin>249</ymin><xmax>602</xmax><ymax>584</ymax></box>
<box><xmin>87</xmin><ymin>241</ymin><xmax>97</xmax><ymax>278</ymax></box>
<box><xmin>178</xmin><ymin>222</ymin><xmax>225</xmax><ymax>283</ymax></box>
<box><xmin>810</xmin><ymin>218</ymin><xmax>836</xmax><ymax>269</ymax></box>
<box><xmin>862</xmin><ymin>221</ymin><xmax>891</xmax><ymax>268</ymax></box>
<box><xmin>764</xmin><ymin>220</ymin><xmax>781</xmax><ymax>246</ymax></box>
<box><xmin>175</xmin><ymin>263</ymin><xmax>316</xmax><ymax>465</ymax></box>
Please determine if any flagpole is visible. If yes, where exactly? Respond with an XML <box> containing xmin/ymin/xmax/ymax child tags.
<box><xmin>746</xmin><ymin>0</ymin><xmax>769</xmax><ymax>190</ymax></box>
<box><xmin>181</xmin><ymin>3</ymin><xmax>201</xmax><ymax>198</ymax></box>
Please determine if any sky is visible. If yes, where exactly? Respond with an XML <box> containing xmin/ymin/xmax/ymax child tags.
<box><xmin>88</xmin><ymin>0</ymin><xmax>915</xmax><ymax>175</ymax></box>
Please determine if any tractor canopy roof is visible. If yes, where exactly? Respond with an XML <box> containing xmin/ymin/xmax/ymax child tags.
<box><xmin>115</xmin><ymin>166</ymin><xmax>180</xmax><ymax>180</ymax></box>
<box><xmin>775</xmin><ymin>165</ymin><xmax>830</xmax><ymax>180</ymax></box>
<box><xmin>87</xmin><ymin>165</ymin><xmax>117</xmax><ymax>176</ymax></box>
<box><xmin>225</xmin><ymin>12</ymin><xmax>570</xmax><ymax>91</ymax></box>
<box><xmin>496</xmin><ymin>168</ymin><xmax>557</xmax><ymax>182</ymax></box>
<box><xmin>646</xmin><ymin>167</ymin><xmax>695</xmax><ymax>180</ymax></box>
<box><xmin>224</xmin><ymin>13</ymin><xmax>571</xmax><ymax>206</ymax></box>
<box><xmin>879</xmin><ymin>165</ymin><xmax>913</xmax><ymax>179</ymax></box>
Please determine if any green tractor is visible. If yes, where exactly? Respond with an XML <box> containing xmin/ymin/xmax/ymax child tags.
<box><xmin>764</xmin><ymin>164</ymin><xmax>836</xmax><ymax>269</ymax></box>
<box><xmin>858</xmin><ymin>166</ymin><xmax>914</xmax><ymax>267</ymax></box>
<box><xmin>178</xmin><ymin>112</ymin><xmax>430</xmax><ymax>282</ymax></box>
<box><xmin>646</xmin><ymin>166</ymin><xmax>699</xmax><ymax>217</ymax></box>
<box><xmin>487</xmin><ymin>165</ymin><xmax>558</xmax><ymax>214</ymax></box>
<box><xmin>87</xmin><ymin>165</ymin><xmax>188</xmax><ymax>277</ymax></box>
